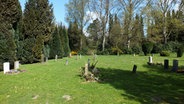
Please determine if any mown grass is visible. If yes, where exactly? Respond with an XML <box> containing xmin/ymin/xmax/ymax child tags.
<box><xmin>0</xmin><ymin>54</ymin><xmax>184</xmax><ymax>104</ymax></box>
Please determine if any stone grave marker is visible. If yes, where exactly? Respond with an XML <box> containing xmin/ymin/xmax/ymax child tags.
<box><xmin>84</xmin><ymin>64</ymin><xmax>88</xmax><ymax>76</ymax></box>
<box><xmin>164</xmin><ymin>59</ymin><xmax>169</xmax><ymax>70</ymax></box>
<box><xmin>172</xmin><ymin>60</ymin><xmax>178</xmax><ymax>72</ymax></box>
<box><xmin>14</xmin><ymin>61</ymin><xmax>19</xmax><ymax>70</ymax></box>
<box><xmin>69</xmin><ymin>53</ymin><xmax>72</xmax><ymax>58</ymax></box>
<box><xmin>3</xmin><ymin>62</ymin><xmax>10</xmax><ymax>74</ymax></box>
<box><xmin>76</xmin><ymin>55</ymin><xmax>78</xmax><ymax>60</ymax></box>
<box><xmin>55</xmin><ymin>55</ymin><xmax>58</xmax><ymax>61</ymax></box>
<box><xmin>132</xmin><ymin>65</ymin><xmax>137</xmax><ymax>73</ymax></box>
<box><xmin>65</xmin><ymin>60</ymin><xmax>68</xmax><ymax>65</ymax></box>
<box><xmin>88</xmin><ymin>59</ymin><xmax>90</xmax><ymax>69</ymax></box>
<box><xmin>80</xmin><ymin>54</ymin><xmax>81</xmax><ymax>59</ymax></box>
<box><xmin>149</xmin><ymin>56</ymin><xmax>153</xmax><ymax>63</ymax></box>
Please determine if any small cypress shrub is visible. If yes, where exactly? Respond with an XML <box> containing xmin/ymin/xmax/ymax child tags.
<box><xmin>142</xmin><ymin>41</ymin><xmax>153</xmax><ymax>56</ymax></box>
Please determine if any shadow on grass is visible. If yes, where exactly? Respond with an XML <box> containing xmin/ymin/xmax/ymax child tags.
<box><xmin>97</xmin><ymin>67</ymin><xmax>184</xmax><ymax>104</ymax></box>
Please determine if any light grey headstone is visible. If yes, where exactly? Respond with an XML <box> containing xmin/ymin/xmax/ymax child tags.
<box><xmin>149</xmin><ymin>56</ymin><xmax>153</xmax><ymax>63</ymax></box>
<box><xmin>84</xmin><ymin>64</ymin><xmax>88</xmax><ymax>76</ymax></box>
<box><xmin>14</xmin><ymin>61</ymin><xmax>19</xmax><ymax>70</ymax></box>
<box><xmin>3</xmin><ymin>62</ymin><xmax>10</xmax><ymax>74</ymax></box>
<box><xmin>55</xmin><ymin>55</ymin><xmax>58</xmax><ymax>61</ymax></box>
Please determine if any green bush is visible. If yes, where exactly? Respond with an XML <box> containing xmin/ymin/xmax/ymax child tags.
<box><xmin>160</xmin><ymin>51</ymin><xmax>170</xmax><ymax>56</ymax></box>
<box><xmin>177</xmin><ymin>46</ymin><xmax>183</xmax><ymax>57</ymax></box>
<box><xmin>142</xmin><ymin>41</ymin><xmax>153</xmax><ymax>56</ymax></box>
<box><xmin>152</xmin><ymin>43</ymin><xmax>162</xmax><ymax>53</ymax></box>
<box><xmin>123</xmin><ymin>48</ymin><xmax>132</xmax><ymax>54</ymax></box>
<box><xmin>162</xmin><ymin>41</ymin><xmax>179</xmax><ymax>52</ymax></box>
<box><xmin>132</xmin><ymin>45</ymin><xmax>142</xmax><ymax>54</ymax></box>
<box><xmin>111</xmin><ymin>47</ymin><xmax>123</xmax><ymax>55</ymax></box>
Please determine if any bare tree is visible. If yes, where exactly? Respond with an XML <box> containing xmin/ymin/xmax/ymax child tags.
<box><xmin>152</xmin><ymin>0</ymin><xmax>178</xmax><ymax>44</ymax></box>
<box><xmin>65</xmin><ymin>0</ymin><xmax>89</xmax><ymax>50</ymax></box>
<box><xmin>88</xmin><ymin>0</ymin><xmax>115</xmax><ymax>51</ymax></box>
<box><xmin>117</xmin><ymin>0</ymin><xmax>148</xmax><ymax>49</ymax></box>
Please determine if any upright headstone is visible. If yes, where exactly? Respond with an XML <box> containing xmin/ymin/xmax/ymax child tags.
<box><xmin>164</xmin><ymin>59</ymin><xmax>169</xmax><ymax>70</ymax></box>
<box><xmin>132</xmin><ymin>65</ymin><xmax>137</xmax><ymax>73</ymax></box>
<box><xmin>93</xmin><ymin>54</ymin><xmax>97</xmax><ymax>61</ymax></box>
<box><xmin>149</xmin><ymin>56</ymin><xmax>153</xmax><ymax>63</ymax></box>
<box><xmin>172</xmin><ymin>60</ymin><xmax>178</xmax><ymax>72</ymax></box>
<box><xmin>45</xmin><ymin>57</ymin><xmax>48</xmax><ymax>62</ymax></box>
<box><xmin>69</xmin><ymin>53</ymin><xmax>72</xmax><ymax>58</ymax></box>
<box><xmin>55</xmin><ymin>55</ymin><xmax>58</xmax><ymax>61</ymax></box>
<box><xmin>76</xmin><ymin>55</ymin><xmax>78</xmax><ymax>60</ymax></box>
<box><xmin>14</xmin><ymin>61</ymin><xmax>19</xmax><ymax>70</ymax></box>
<box><xmin>88</xmin><ymin>59</ymin><xmax>90</xmax><ymax>69</ymax></box>
<box><xmin>41</xmin><ymin>54</ymin><xmax>44</xmax><ymax>63</ymax></box>
<box><xmin>3</xmin><ymin>62</ymin><xmax>10</xmax><ymax>74</ymax></box>
<box><xmin>84</xmin><ymin>64</ymin><xmax>88</xmax><ymax>76</ymax></box>
<box><xmin>65</xmin><ymin>60</ymin><xmax>68</xmax><ymax>65</ymax></box>
<box><xmin>133</xmin><ymin>53</ymin><xmax>135</xmax><ymax>57</ymax></box>
<box><xmin>80</xmin><ymin>54</ymin><xmax>81</xmax><ymax>59</ymax></box>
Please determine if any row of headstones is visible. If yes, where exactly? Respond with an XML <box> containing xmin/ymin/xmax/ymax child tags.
<box><xmin>148</xmin><ymin>56</ymin><xmax>179</xmax><ymax>72</ymax></box>
<box><xmin>3</xmin><ymin>61</ymin><xmax>19</xmax><ymax>74</ymax></box>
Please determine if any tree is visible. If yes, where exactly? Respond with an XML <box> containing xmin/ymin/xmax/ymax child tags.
<box><xmin>152</xmin><ymin>0</ymin><xmax>178</xmax><ymax>44</ymax></box>
<box><xmin>87</xmin><ymin>19</ymin><xmax>101</xmax><ymax>50</ymax></box>
<box><xmin>49</xmin><ymin>26</ymin><xmax>62</xmax><ymax>59</ymax></box>
<box><xmin>88</xmin><ymin>0</ymin><xmax>113</xmax><ymax>51</ymax></box>
<box><xmin>68</xmin><ymin>22</ymin><xmax>81</xmax><ymax>51</ymax></box>
<box><xmin>65</xmin><ymin>0</ymin><xmax>89</xmax><ymax>50</ymax></box>
<box><xmin>61</xmin><ymin>26</ymin><xmax>71</xmax><ymax>57</ymax></box>
<box><xmin>118</xmin><ymin>0</ymin><xmax>148</xmax><ymax>49</ymax></box>
<box><xmin>23</xmin><ymin>0</ymin><xmax>54</xmax><ymax>63</ymax></box>
<box><xmin>0</xmin><ymin>0</ymin><xmax>22</xmax><ymax>66</ymax></box>
<box><xmin>109</xmin><ymin>14</ymin><xmax>122</xmax><ymax>49</ymax></box>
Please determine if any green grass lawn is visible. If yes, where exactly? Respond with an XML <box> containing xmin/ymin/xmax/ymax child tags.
<box><xmin>0</xmin><ymin>54</ymin><xmax>184</xmax><ymax>104</ymax></box>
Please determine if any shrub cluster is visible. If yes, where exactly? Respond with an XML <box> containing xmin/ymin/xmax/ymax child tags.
<box><xmin>142</xmin><ymin>41</ymin><xmax>153</xmax><ymax>56</ymax></box>
<box><xmin>160</xmin><ymin>51</ymin><xmax>170</xmax><ymax>56</ymax></box>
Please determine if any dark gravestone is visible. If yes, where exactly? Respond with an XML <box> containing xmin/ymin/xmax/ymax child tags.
<box><xmin>132</xmin><ymin>65</ymin><xmax>137</xmax><ymax>73</ymax></box>
<box><xmin>88</xmin><ymin>59</ymin><xmax>90</xmax><ymax>69</ymax></box>
<box><xmin>164</xmin><ymin>59</ymin><xmax>169</xmax><ymax>70</ymax></box>
<box><xmin>172</xmin><ymin>60</ymin><xmax>178</xmax><ymax>72</ymax></box>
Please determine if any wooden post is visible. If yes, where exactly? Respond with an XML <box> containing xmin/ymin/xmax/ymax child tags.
<box><xmin>132</xmin><ymin>65</ymin><xmax>137</xmax><ymax>73</ymax></box>
<box><xmin>172</xmin><ymin>60</ymin><xmax>178</xmax><ymax>72</ymax></box>
<box><xmin>164</xmin><ymin>59</ymin><xmax>169</xmax><ymax>70</ymax></box>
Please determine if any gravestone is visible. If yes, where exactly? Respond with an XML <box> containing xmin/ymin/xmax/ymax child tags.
<box><xmin>65</xmin><ymin>60</ymin><xmax>68</xmax><ymax>65</ymax></box>
<box><xmin>45</xmin><ymin>57</ymin><xmax>48</xmax><ymax>62</ymax></box>
<box><xmin>80</xmin><ymin>54</ymin><xmax>81</xmax><ymax>59</ymax></box>
<box><xmin>55</xmin><ymin>55</ymin><xmax>58</xmax><ymax>61</ymax></box>
<box><xmin>164</xmin><ymin>59</ymin><xmax>169</xmax><ymax>70</ymax></box>
<box><xmin>88</xmin><ymin>59</ymin><xmax>90</xmax><ymax>69</ymax></box>
<box><xmin>172</xmin><ymin>60</ymin><xmax>178</xmax><ymax>72</ymax></box>
<box><xmin>14</xmin><ymin>61</ymin><xmax>19</xmax><ymax>70</ymax></box>
<box><xmin>41</xmin><ymin>54</ymin><xmax>44</xmax><ymax>63</ymax></box>
<box><xmin>84</xmin><ymin>64</ymin><xmax>88</xmax><ymax>76</ymax></box>
<box><xmin>76</xmin><ymin>55</ymin><xmax>78</xmax><ymax>60</ymax></box>
<box><xmin>69</xmin><ymin>53</ymin><xmax>72</xmax><ymax>58</ymax></box>
<box><xmin>3</xmin><ymin>62</ymin><xmax>10</xmax><ymax>74</ymax></box>
<box><xmin>132</xmin><ymin>65</ymin><xmax>137</xmax><ymax>73</ymax></box>
<box><xmin>149</xmin><ymin>56</ymin><xmax>153</xmax><ymax>63</ymax></box>
<box><xmin>133</xmin><ymin>53</ymin><xmax>135</xmax><ymax>57</ymax></box>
